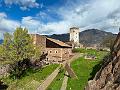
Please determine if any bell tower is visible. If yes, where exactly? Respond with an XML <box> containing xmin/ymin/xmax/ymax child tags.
<box><xmin>70</xmin><ymin>27</ymin><xmax>79</xmax><ymax>47</ymax></box>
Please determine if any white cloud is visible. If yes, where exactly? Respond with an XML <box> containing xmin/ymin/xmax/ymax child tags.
<box><xmin>21</xmin><ymin>16</ymin><xmax>40</xmax><ymax>31</ymax></box>
<box><xmin>0</xmin><ymin>12</ymin><xmax>7</xmax><ymax>18</ymax></box>
<box><xmin>41</xmin><ymin>21</ymin><xmax>71</xmax><ymax>34</ymax></box>
<box><xmin>0</xmin><ymin>12</ymin><xmax>20</xmax><ymax>39</ymax></box>
<box><xmin>21</xmin><ymin>16</ymin><xmax>72</xmax><ymax>35</ymax></box>
<box><xmin>55</xmin><ymin>0</ymin><xmax>120</xmax><ymax>33</ymax></box>
<box><xmin>4</xmin><ymin>0</ymin><xmax>39</xmax><ymax>10</ymax></box>
<box><xmin>1</xmin><ymin>0</ymin><xmax>120</xmax><ymax>39</ymax></box>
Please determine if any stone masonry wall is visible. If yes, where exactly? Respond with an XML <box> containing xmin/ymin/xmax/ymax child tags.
<box><xmin>44</xmin><ymin>48</ymin><xmax>72</xmax><ymax>63</ymax></box>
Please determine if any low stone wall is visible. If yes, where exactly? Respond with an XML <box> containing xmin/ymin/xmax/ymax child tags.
<box><xmin>0</xmin><ymin>64</ymin><xmax>10</xmax><ymax>77</ymax></box>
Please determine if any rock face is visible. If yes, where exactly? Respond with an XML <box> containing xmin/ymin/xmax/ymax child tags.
<box><xmin>85</xmin><ymin>32</ymin><xmax>120</xmax><ymax>90</ymax></box>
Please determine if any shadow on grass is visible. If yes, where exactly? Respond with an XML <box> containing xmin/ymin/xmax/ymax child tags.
<box><xmin>0</xmin><ymin>81</ymin><xmax>8</xmax><ymax>90</ymax></box>
<box><xmin>88</xmin><ymin>61</ymin><xmax>102</xmax><ymax>80</ymax></box>
<box><xmin>88</xmin><ymin>53</ymin><xmax>110</xmax><ymax>81</ymax></box>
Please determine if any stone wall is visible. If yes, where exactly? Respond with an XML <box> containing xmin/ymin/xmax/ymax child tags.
<box><xmin>85</xmin><ymin>32</ymin><xmax>120</xmax><ymax>90</ymax></box>
<box><xmin>31</xmin><ymin>34</ymin><xmax>46</xmax><ymax>49</ymax></box>
<box><xmin>46</xmin><ymin>48</ymin><xmax>63</xmax><ymax>62</ymax></box>
<box><xmin>43</xmin><ymin>48</ymin><xmax>72</xmax><ymax>63</ymax></box>
<box><xmin>62</xmin><ymin>48</ymin><xmax>72</xmax><ymax>61</ymax></box>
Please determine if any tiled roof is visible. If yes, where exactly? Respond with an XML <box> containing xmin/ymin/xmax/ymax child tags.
<box><xmin>46</xmin><ymin>37</ymin><xmax>72</xmax><ymax>48</ymax></box>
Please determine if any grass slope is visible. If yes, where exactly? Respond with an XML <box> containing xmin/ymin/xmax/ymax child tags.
<box><xmin>67</xmin><ymin>49</ymin><xmax>108</xmax><ymax>90</ymax></box>
<box><xmin>47</xmin><ymin>67</ymin><xmax>65</xmax><ymax>90</ymax></box>
<box><xmin>66</xmin><ymin>57</ymin><xmax>100</xmax><ymax>90</ymax></box>
<box><xmin>2</xmin><ymin>64</ymin><xmax>58</xmax><ymax>90</ymax></box>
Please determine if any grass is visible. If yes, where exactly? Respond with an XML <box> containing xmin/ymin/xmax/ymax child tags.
<box><xmin>66</xmin><ymin>49</ymin><xmax>108</xmax><ymax>90</ymax></box>
<box><xmin>73</xmin><ymin>48</ymin><xmax>108</xmax><ymax>54</ymax></box>
<box><xmin>1</xmin><ymin>48</ymin><xmax>108</xmax><ymax>90</ymax></box>
<box><xmin>66</xmin><ymin>58</ymin><xmax>101</xmax><ymax>90</ymax></box>
<box><xmin>2</xmin><ymin>64</ymin><xmax>59</xmax><ymax>90</ymax></box>
<box><xmin>47</xmin><ymin>66</ymin><xmax>65</xmax><ymax>90</ymax></box>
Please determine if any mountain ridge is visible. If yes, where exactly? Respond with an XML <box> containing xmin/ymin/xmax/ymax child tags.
<box><xmin>49</xmin><ymin>29</ymin><xmax>117</xmax><ymax>47</ymax></box>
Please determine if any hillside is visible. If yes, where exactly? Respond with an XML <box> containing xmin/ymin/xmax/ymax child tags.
<box><xmin>79</xmin><ymin>29</ymin><xmax>116</xmax><ymax>46</ymax></box>
<box><xmin>49</xmin><ymin>29</ymin><xmax>116</xmax><ymax>47</ymax></box>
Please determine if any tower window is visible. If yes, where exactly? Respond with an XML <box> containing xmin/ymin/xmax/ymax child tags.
<box><xmin>55</xmin><ymin>50</ymin><xmax>58</xmax><ymax>53</ymax></box>
<box><xmin>50</xmin><ymin>50</ymin><xmax>52</xmax><ymax>53</ymax></box>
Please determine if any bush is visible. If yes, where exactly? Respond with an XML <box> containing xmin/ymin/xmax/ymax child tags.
<box><xmin>72</xmin><ymin>48</ymin><xmax>80</xmax><ymax>53</ymax></box>
<box><xmin>9</xmin><ymin>59</ymin><xmax>32</xmax><ymax>79</ymax></box>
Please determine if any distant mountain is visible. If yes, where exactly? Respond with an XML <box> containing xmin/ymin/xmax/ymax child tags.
<box><xmin>0</xmin><ymin>39</ymin><xmax>3</xmax><ymax>44</ymax></box>
<box><xmin>79</xmin><ymin>29</ymin><xmax>116</xmax><ymax>46</ymax></box>
<box><xmin>49</xmin><ymin>29</ymin><xmax>117</xmax><ymax>47</ymax></box>
<box><xmin>48</xmin><ymin>33</ymin><xmax>69</xmax><ymax>42</ymax></box>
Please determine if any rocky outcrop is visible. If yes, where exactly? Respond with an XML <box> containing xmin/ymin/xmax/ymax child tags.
<box><xmin>85</xmin><ymin>32</ymin><xmax>120</xmax><ymax>90</ymax></box>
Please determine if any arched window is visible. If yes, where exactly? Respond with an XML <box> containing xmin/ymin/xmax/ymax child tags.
<box><xmin>50</xmin><ymin>50</ymin><xmax>52</xmax><ymax>53</ymax></box>
<box><xmin>55</xmin><ymin>50</ymin><xmax>58</xmax><ymax>53</ymax></box>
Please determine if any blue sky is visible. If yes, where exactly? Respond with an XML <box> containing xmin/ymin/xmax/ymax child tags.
<box><xmin>0</xmin><ymin>0</ymin><xmax>120</xmax><ymax>39</ymax></box>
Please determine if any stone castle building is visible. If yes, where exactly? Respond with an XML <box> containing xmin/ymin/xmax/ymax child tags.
<box><xmin>31</xmin><ymin>34</ymin><xmax>72</xmax><ymax>63</ymax></box>
<box><xmin>30</xmin><ymin>27</ymin><xmax>84</xmax><ymax>63</ymax></box>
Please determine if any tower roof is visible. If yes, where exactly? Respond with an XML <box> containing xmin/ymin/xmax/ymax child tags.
<box><xmin>70</xmin><ymin>27</ymin><xmax>79</xmax><ymax>29</ymax></box>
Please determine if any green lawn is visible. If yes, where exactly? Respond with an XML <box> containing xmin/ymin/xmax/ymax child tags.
<box><xmin>47</xmin><ymin>66</ymin><xmax>65</xmax><ymax>90</ymax></box>
<box><xmin>46</xmin><ymin>49</ymin><xmax>108</xmax><ymax>90</ymax></box>
<box><xmin>66</xmin><ymin>49</ymin><xmax>108</xmax><ymax>90</ymax></box>
<box><xmin>2</xmin><ymin>64</ymin><xmax>59</xmax><ymax>90</ymax></box>
<box><xmin>1</xmin><ymin>48</ymin><xmax>108</xmax><ymax>90</ymax></box>
<box><xmin>73</xmin><ymin>48</ymin><xmax>108</xmax><ymax>55</ymax></box>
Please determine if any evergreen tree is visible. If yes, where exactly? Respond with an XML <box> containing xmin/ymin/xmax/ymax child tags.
<box><xmin>2</xmin><ymin>32</ymin><xmax>13</xmax><ymax>61</ymax></box>
<box><xmin>11</xmin><ymin>27</ymin><xmax>34</xmax><ymax>62</ymax></box>
<box><xmin>0</xmin><ymin>45</ymin><xmax>4</xmax><ymax>60</ymax></box>
<box><xmin>1</xmin><ymin>27</ymin><xmax>42</xmax><ymax>79</ymax></box>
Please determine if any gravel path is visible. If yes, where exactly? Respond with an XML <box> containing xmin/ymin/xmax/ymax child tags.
<box><xmin>37</xmin><ymin>66</ymin><xmax>60</xmax><ymax>90</ymax></box>
<box><xmin>37</xmin><ymin>53</ymin><xmax>81</xmax><ymax>90</ymax></box>
<box><xmin>60</xmin><ymin>71</ymin><xmax>68</xmax><ymax>90</ymax></box>
<box><xmin>60</xmin><ymin>53</ymin><xmax>81</xmax><ymax>90</ymax></box>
